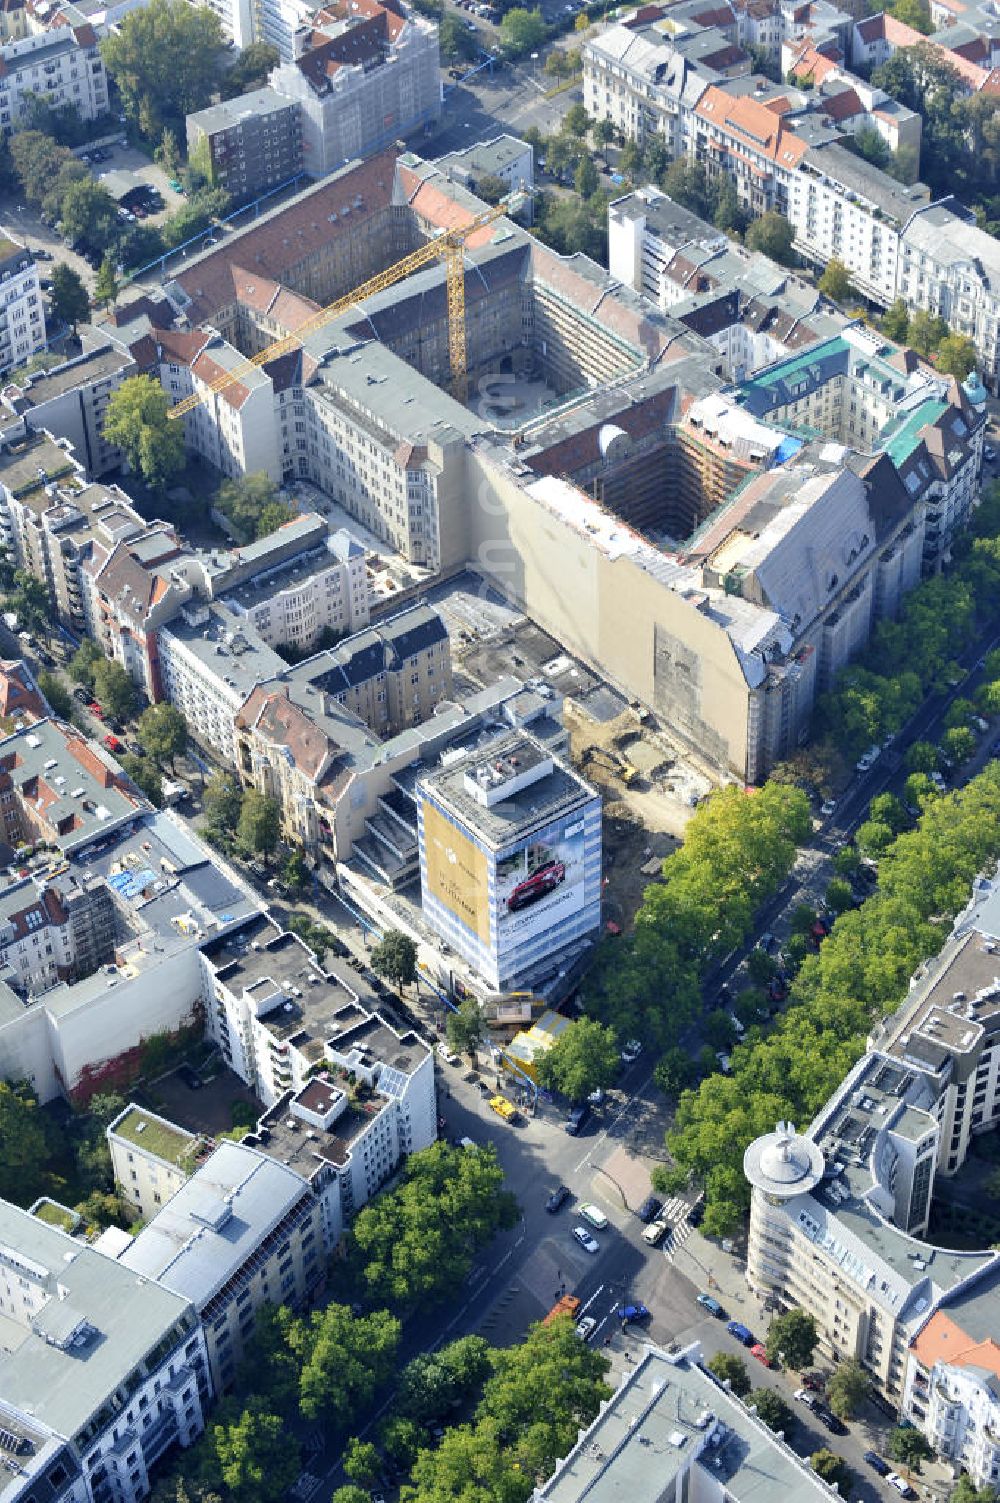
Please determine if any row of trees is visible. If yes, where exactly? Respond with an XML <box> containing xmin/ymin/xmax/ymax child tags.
<box><xmin>815</xmin><ymin>482</ymin><xmax>1000</xmax><ymax>761</ymax></box>
<box><xmin>581</xmin><ymin>782</ymin><xmax>810</xmax><ymax>1058</ymax></box>
<box><xmin>202</xmin><ymin>771</ymin><xmax>282</xmax><ymax>862</ymax></box>
<box><xmin>666</xmin><ymin>760</ymin><xmax>1000</xmax><ymax>1232</ymax></box>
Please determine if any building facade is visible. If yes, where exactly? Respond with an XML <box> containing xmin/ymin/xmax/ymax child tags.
<box><xmin>186</xmin><ymin>88</ymin><xmax>302</xmax><ymax>206</ymax></box>
<box><xmin>0</xmin><ymin>24</ymin><xmax>108</xmax><ymax>128</ymax></box>
<box><xmin>417</xmin><ymin>732</ymin><xmax>603</xmax><ymax>992</ymax></box>
<box><xmin>0</xmin><ymin>234</ymin><xmax>44</xmax><ymax>375</ymax></box>
<box><xmin>0</xmin><ymin>1201</ymin><xmax>209</xmax><ymax>1503</ymax></box>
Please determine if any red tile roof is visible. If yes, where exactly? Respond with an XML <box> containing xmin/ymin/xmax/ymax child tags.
<box><xmin>695</xmin><ymin>86</ymin><xmax>809</xmax><ymax>168</ymax></box>
<box><xmin>912</xmin><ymin>1312</ymin><xmax>1000</xmax><ymax>1381</ymax></box>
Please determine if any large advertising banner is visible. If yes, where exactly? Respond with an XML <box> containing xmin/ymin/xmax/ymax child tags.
<box><xmin>495</xmin><ymin>812</ymin><xmax>587</xmax><ymax>958</ymax></box>
<box><xmin>423</xmin><ymin>802</ymin><xmax>491</xmax><ymax>944</ymax></box>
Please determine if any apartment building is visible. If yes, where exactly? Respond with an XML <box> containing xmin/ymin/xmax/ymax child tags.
<box><xmin>535</xmin><ymin>1344</ymin><xmax>842</xmax><ymax>1503</ymax></box>
<box><xmin>608</xmin><ymin>185</ymin><xmax>847</xmax><ymax>379</ymax></box>
<box><xmin>0</xmin><ymin>870</ymin><xmax>119</xmax><ymax>997</ymax></box>
<box><xmin>0</xmin><ymin>796</ymin><xmax>261</xmax><ymax>1104</ymax></box>
<box><xmin>0</xmin><ymin>1201</ymin><xmax>209</xmax><ymax>1503</ymax></box>
<box><xmin>787</xmin><ymin>138</ymin><xmax>929</xmax><ymax>307</ymax></box>
<box><xmin>0</xmin><ymin>24</ymin><xmax>108</xmax><ymax>128</ymax></box>
<box><xmin>744</xmin><ymin>866</ymin><xmax>1000</xmax><ymax>1433</ymax></box>
<box><xmin>904</xmin><ymin>1273</ymin><xmax>1000</xmax><ymax>1492</ymax></box>
<box><xmin>435</xmin><ymin>134</ymin><xmax>535</xmax><ymax>210</ymax></box>
<box><xmin>202</xmin><ymin>917</ymin><xmax>435</xmax><ymax>1220</ymax></box>
<box><xmin>0</xmin><ymin>428</ymin><xmax>156</xmax><ymax>637</ymax></box>
<box><xmin>186</xmin><ymin>88</ymin><xmax>302</xmax><ymax>207</ymax></box>
<box><xmin>220</xmin><ymin>523</ymin><xmax>369</xmax><ymax>648</ymax></box>
<box><xmin>0</xmin><ymin>656</ymin><xmax>50</xmax><ymax>724</ymax></box>
<box><xmin>0</xmin><ymin>335</ymin><xmax>137</xmax><ymax>476</ymax></box>
<box><xmin>899</xmin><ymin>201</ymin><xmax>1000</xmax><ymax>392</ymax></box>
<box><xmin>582</xmin><ymin>23</ymin><xmax>729</xmax><ymax>159</ymax></box>
<box><xmin>158</xmin><ymin>603</ymin><xmax>281</xmax><ymax>764</ymax></box>
<box><xmin>0</xmin><ymin>234</ymin><xmax>44</xmax><ymax>376</ymax></box>
<box><xmin>417</xmin><ymin>731</ymin><xmax>603</xmax><ymax>993</ymax></box>
<box><xmin>268</xmin><ymin>0</ymin><xmax>440</xmax><ymax>174</ymax></box>
<box><xmin>108</xmin><ymin>1105</ymin><xmax>207</xmax><ymax>1221</ymax></box>
<box><xmin>119</xmin><ymin>1141</ymin><xmax>324</xmax><ymax>1395</ymax></box>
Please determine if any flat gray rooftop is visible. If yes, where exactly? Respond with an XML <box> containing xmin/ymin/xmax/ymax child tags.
<box><xmin>0</xmin><ymin>1202</ymin><xmax>194</xmax><ymax>1444</ymax></box>
<box><xmin>420</xmin><ymin>731</ymin><xmax>592</xmax><ymax>849</ymax></box>
<box><xmin>540</xmin><ymin>1346</ymin><xmax>837</xmax><ymax>1503</ymax></box>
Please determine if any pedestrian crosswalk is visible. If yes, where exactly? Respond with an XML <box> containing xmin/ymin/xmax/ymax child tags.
<box><xmin>661</xmin><ymin>1199</ymin><xmax>695</xmax><ymax>1263</ymax></box>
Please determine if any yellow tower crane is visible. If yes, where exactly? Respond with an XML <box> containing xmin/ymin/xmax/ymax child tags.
<box><xmin>166</xmin><ymin>194</ymin><xmax>521</xmax><ymax>421</ymax></box>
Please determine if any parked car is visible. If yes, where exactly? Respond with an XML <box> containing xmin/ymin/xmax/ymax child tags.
<box><xmin>576</xmin><ymin>1315</ymin><xmax>597</xmax><ymax>1340</ymax></box>
<box><xmin>815</xmin><ymin>1406</ymin><xmax>847</xmax><ymax>1435</ymax></box>
<box><xmin>687</xmin><ymin>1199</ymin><xmax>705</xmax><ymax>1227</ymax></box>
<box><xmin>578</xmin><ymin>1202</ymin><xmax>608</xmax><ymax>1229</ymax></box>
<box><xmin>546</xmin><ymin>1185</ymin><xmax>571</xmax><ymax>1214</ymax></box>
<box><xmin>820</xmin><ymin>799</ymin><xmax>836</xmax><ymax>817</ymax></box>
<box><xmin>635</xmin><ymin>1195</ymin><xmax>662</xmax><ymax>1224</ymax></box>
<box><xmin>793</xmin><ymin>1389</ymin><xmax>817</xmax><ymax>1409</ymax></box>
<box><xmin>985</xmin><ymin>443</ymin><xmax>997</xmax><ymax>461</ymax></box>
<box><xmin>800</xmin><ymin>1373</ymin><xmax>823</xmax><ymax>1392</ymax></box>
<box><xmin>696</xmin><ymin>1293</ymin><xmax>724</xmax><ymax>1317</ymax></box>
<box><xmin>572</xmin><ymin>1226</ymin><xmax>599</xmax><ymax>1254</ymax></box>
<box><xmin>886</xmin><ymin>1475</ymin><xmax>916</xmax><ymax>1500</ymax></box>
<box><xmin>72</xmin><ymin>686</ymin><xmax>91</xmax><ymax>705</ymax></box>
<box><xmin>726</xmin><ymin>1321</ymin><xmax>754</xmax><ymax>1346</ymax></box>
<box><xmin>617</xmin><ymin>1303</ymin><xmax>650</xmax><ymax>1324</ymax></box>
<box><xmin>642</xmin><ymin>1217</ymin><xmax>670</xmax><ymax>1246</ymax></box>
<box><xmin>749</xmin><ymin>1343</ymin><xmax>770</xmax><ymax>1366</ymax></box>
<box><xmin>436</xmin><ymin>1042</ymin><xmax>460</xmax><ymax>1066</ymax></box>
<box><xmin>102</xmin><ymin>734</ymin><xmax>123</xmax><ymax>752</ymax></box>
<box><xmin>565</xmin><ymin>1103</ymin><xmax>589</xmax><ymax>1136</ymax></box>
<box><xmin>863</xmin><ymin>1451</ymin><xmax>890</xmax><ymax>1477</ymax></box>
<box><xmin>620</xmin><ymin>1038</ymin><xmax>642</xmax><ymax>1064</ymax></box>
<box><xmin>88</xmin><ymin>701</ymin><xmax>104</xmax><ymax>719</ymax></box>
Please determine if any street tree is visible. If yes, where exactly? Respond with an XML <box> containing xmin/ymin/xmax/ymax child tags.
<box><xmin>208</xmin><ymin>1406</ymin><xmax>300</xmax><ymax>1503</ymax></box>
<box><xmin>103</xmin><ymin>375</ymin><xmax>186</xmax><ymax>493</ymax></box>
<box><xmin>203</xmin><ymin>772</ymin><xmax>243</xmax><ymax>835</ymax></box>
<box><xmin>37</xmin><ymin>671</ymin><xmax>73</xmax><ymax>722</ymax></box>
<box><xmin>888</xmin><ymin>1427</ymin><xmax>933</xmax><ymax>1471</ymax></box>
<box><xmin>951</xmin><ymin>1477</ymin><xmax>1000</xmax><ymax>1503</ymax></box>
<box><xmin>94</xmin><ymin>257</ymin><xmax>119</xmax><ymax>311</ymax></box>
<box><xmin>908</xmin><ymin>308</ymin><xmax>949</xmax><ymax>358</ymax></box>
<box><xmin>297</xmin><ymin>1304</ymin><xmax>401</xmax><ymax>1428</ymax></box>
<box><xmin>765</xmin><ymin>1308</ymin><xmax>817</xmax><ymax>1370</ymax></box>
<box><xmin>138</xmin><ymin>703</ymin><xmax>187</xmax><ymax>768</ymax></box>
<box><xmin>378</xmin><ymin>1417</ymin><xmax>423</xmax><ymax>1470</ymax></box>
<box><xmin>475</xmin><ymin>1317</ymin><xmax>612</xmax><ymax>1485</ymax></box>
<box><xmin>59</xmin><ymin>178</ymin><xmax>118</xmax><ymax>253</ymax></box>
<box><xmin>818</xmin><ymin>257</ymin><xmax>853</xmax><ymax>302</ymax></box>
<box><xmin>102</xmin><ymin>0</ymin><xmax>223</xmax><ymax>138</ymax></box>
<box><xmin>937</xmin><ymin>332</ymin><xmax>978</xmax><ymax>380</ymax></box>
<box><xmin>332</xmin><ymin>1489</ymin><xmax>370</xmax><ymax>1503</ymax></box>
<box><xmin>905</xmin><ymin>739</ymin><xmax>938</xmax><ymax>774</ymax></box>
<box><xmin>447</xmin><ymin>997</ymin><xmax>486</xmax><ymax>1056</ymax></box>
<box><xmin>749</xmin><ymin>1389</ymin><xmax>792</xmax><ymax>1432</ymax></box>
<box><xmin>808</xmin><ymin>1449</ymin><xmax>850</xmax><ymax>1493</ymax></box>
<box><xmin>942</xmin><ymin>725</ymin><xmax>976</xmax><ymax>763</ymax></box>
<box><xmin>121</xmin><ymin>754</ymin><xmax>163</xmax><ymax>806</ymax></box>
<box><xmin>69</xmin><ymin>638</ymin><xmax>103</xmax><ymax>690</ymax></box>
<box><xmin>396</xmin><ymin>1336</ymin><xmax>492</xmax><ymax>1424</ymax></box>
<box><xmin>706</xmin><ymin>1352</ymin><xmax>750</xmax><ymax>1396</ymax></box>
<box><xmin>592</xmin><ymin>118</ymin><xmax>615</xmax><ymax>164</ymax></box>
<box><xmin>237</xmin><ymin>790</ymin><xmax>281</xmax><ymax>864</ymax></box>
<box><xmin>535</xmin><ymin>1017</ymin><xmax>620</xmax><ymax>1101</ymax></box>
<box><xmin>825</xmin><ymin>876</ymin><xmax>855</xmax><ymax>915</ymax></box>
<box><xmin>745</xmin><ymin>211</ymin><xmax>795</xmax><ymax>264</ymax></box>
<box><xmin>826</xmin><ymin>1359</ymin><xmax>869</xmax><ymax>1419</ymax></box>
<box><xmin>882</xmin><ymin>299</ymin><xmax>910</xmax><ymax>341</ymax></box>
<box><xmin>342</xmin><ymin>1439</ymin><xmax>380</xmax><ymax>1488</ymax></box>
<box><xmin>50</xmin><ymin>263</ymin><xmax>90</xmax><ymax>332</ymax></box>
<box><xmin>498</xmin><ymin>6</ymin><xmax>546</xmax><ymax>56</ymax></box>
<box><xmin>574</xmin><ymin>154</ymin><xmax>599</xmax><ymax>198</ymax></box>
<box><xmin>10</xmin><ymin>132</ymin><xmax>73</xmax><ymax>205</ymax></box>
<box><xmin>371</xmin><ymin>929</ymin><xmax>418</xmax><ymax>996</ymax></box>
<box><xmin>93</xmin><ymin>660</ymin><xmax>137</xmax><ymax>721</ymax></box>
<box><xmin>350</xmin><ymin>1141</ymin><xmax>518</xmax><ymax>1307</ymax></box>
<box><xmin>653</xmin><ymin>1045</ymin><xmax>697</xmax><ymax>1097</ymax></box>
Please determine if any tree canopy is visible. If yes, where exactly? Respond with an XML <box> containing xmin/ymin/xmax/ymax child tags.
<box><xmin>535</xmin><ymin>1018</ymin><xmax>621</xmax><ymax>1102</ymax></box>
<box><xmin>237</xmin><ymin>790</ymin><xmax>281</xmax><ymax>862</ymax></box>
<box><xmin>349</xmin><ymin>1141</ymin><xmax>518</xmax><ymax>1308</ymax></box>
<box><xmin>49</xmin><ymin>263</ymin><xmax>90</xmax><ymax>331</ymax></box>
<box><xmin>706</xmin><ymin>1352</ymin><xmax>750</xmax><ymax>1396</ymax></box>
<box><xmin>825</xmin><ymin>1359</ymin><xmax>869</xmax><ymax>1419</ymax></box>
<box><xmin>765</xmin><ymin>1309</ymin><xmax>817</xmax><ymax>1370</ymax></box>
<box><xmin>103</xmin><ymin>375</ymin><xmax>186</xmax><ymax>494</ymax></box>
<box><xmin>102</xmin><ymin>0</ymin><xmax>223</xmax><ymax>139</ymax></box>
<box><xmin>745</xmin><ymin>211</ymin><xmax>795</xmax><ymax>264</ymax></box>
<box><xmin>499</xmin><ymin>7</ymin><xmax>547</xmax><ymax>56</ymax></box>
<box><xmin>371</xmin><ymin>930</ymin><xmax>418</xmax><ymax>994</ymax></box>
<box><xmin>138</xmin><ymin>703</ymin><xmax>187</xmax><ymax>768</ymax></box>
